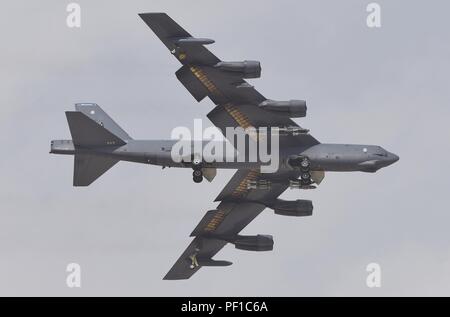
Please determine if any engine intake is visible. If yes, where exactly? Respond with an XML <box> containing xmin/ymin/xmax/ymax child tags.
<box><xmin>215</xmin><ymin>60</ymin><xmax>261</xmax><ymax>78</ymax></box>
<box><xmin>270</xmin><ymin>199</ymin><xmax>313</xmax><ymax>217</ymax></box>
<box><xmin>233</xmin><ymin>234</ymin><xmax>274</xmax><ymax>251</ymax></box>
<box><xmin>259</xmin><ymin>100</ymin><xmax>307</xmax><ymax>118</ymax></box>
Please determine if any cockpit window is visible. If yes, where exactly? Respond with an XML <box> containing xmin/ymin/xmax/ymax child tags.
<box><xmin>374</xmin><ymin>147</ymin><xmax>388</xmax><ymax>157</ymax></box>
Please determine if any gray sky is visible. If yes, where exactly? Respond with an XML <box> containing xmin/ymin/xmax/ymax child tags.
<box><xmin>1</xmin><ymin>0</ymin><xmax>450</xmax><ymax>296</ymax></box>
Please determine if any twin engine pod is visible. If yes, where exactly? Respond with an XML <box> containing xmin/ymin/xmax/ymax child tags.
<box><xmin>214</xmin><ymin>60</ymin><xmax>261</xmax><ymax>78</ymax></box>
<box><xmin>214</xmin><ymin>61</ymin><xmax>307</xmax><ymax>119</ymax></box>
<box><xmin>232</xmin><ymin>234</ymin><xmax>274</xmax><ymax>251</ymax></box>
<box><xmin>259</xmin><ymin>99</ymin><xmax>307</xmax><ymax>118</ymax></box>
<box><xmin>269</xmin><ymin>198</ymin><xmax>313</xmax><ymax>217</ymax></box>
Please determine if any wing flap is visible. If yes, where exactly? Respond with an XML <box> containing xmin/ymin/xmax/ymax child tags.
<box><xmin>190</xmin><ymin>210</ymin><xmax>219</xmax><ymax>237</ymax></box>
<box><xmin>175</xmin><ymin>65</ymin><xmax>209</xmax><ymax>102</ymax></box>
<box><xmin>214</xmin><ymin>169</ymin><xmax>259</xmax><ymax>201</ymax></box>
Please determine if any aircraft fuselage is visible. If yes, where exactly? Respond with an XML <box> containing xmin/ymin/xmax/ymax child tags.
<box><xmin>50</xmin><ymin>139</ymin><xmax>398</xmax><ymax>173</ymax></box>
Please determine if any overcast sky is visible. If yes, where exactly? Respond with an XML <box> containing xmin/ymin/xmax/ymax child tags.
<box><xmin>1</xmin><ymin>0</ymin><xmax>450</xmax><ymax>296</ymax></box>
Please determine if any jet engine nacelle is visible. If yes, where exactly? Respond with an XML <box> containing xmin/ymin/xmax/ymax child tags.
<box><xmin>259</xmin><ymin>100</ymin><xmax>307</xmax><ymax>118</ymax></box>
<box><xmin>270</xmin><ymin>199</ymin><xmax>313</xmax><ymax>217</ymax></box>
<box><xmin>215</xmin><ymin>60</ymin><xmax>261</xmax><ymax>78</ymax></box>
<box><xmin>233</xmin><ymin>234</ymin><xmax>273</xmax><ymax>251</ymax></box>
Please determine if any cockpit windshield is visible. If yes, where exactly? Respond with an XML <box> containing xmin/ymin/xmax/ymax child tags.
<box><xmin>373</xmin><ymin>146</ymin><xmax>388</xmax><ymax>157</ymax></box>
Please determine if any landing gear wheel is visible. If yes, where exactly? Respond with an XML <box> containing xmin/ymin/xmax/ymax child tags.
<box><xmin>300</xmin><ymin>158</ymin><xmax>310</xmax><ymax>169</ymax></box>
<box><xmin>192</xmin><ymin>165</ymin><xmax>203</xmax><ymax>183</ymax></box>
<box><xmin>193</xmin><ymin>170</ymin><xmax>203</xmax><ymax>183</ymax></box>
<box><xmin>301</xmin><ymin>172</ymin><xmax>310</xmax><ymax>180</ymax></box>
<box><xmin>301</xmin><ymin>171</ymin><xmax>312</xmax><ymax>185</ymax></box>
<box><xmin>193</xmin><ymin>170</ymin><xmax>203</xmax><ymax>178</ymax></box>
<box><xmin>193</xmin><ymin>176</ymin><xmax>203</xmax><ymax>183</ymax></box>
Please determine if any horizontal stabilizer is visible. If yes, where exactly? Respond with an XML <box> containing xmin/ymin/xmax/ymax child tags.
<box><xmin>73</xmin><ymin>154</ymin><xmax>118</xmax><ymax>186</ymax></box>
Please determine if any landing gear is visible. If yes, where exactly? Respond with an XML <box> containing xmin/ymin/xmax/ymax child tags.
<box><xmin>301</xmin><ymin>160</ymin><xmax>313</xmax><ymax>185</ymax></box>
<box><xmin>288</xmin><ymin>156</ymin><xmax>314</xmax><ymax>187</ymax></box>
<box><xmin>193</xmin><ymin>170</ymin><xmax>203</xmax><ymax>183</ymax></box>
<box><xmin>189</xmin><ymin>249</ymin><xmax>200</xmax><ymax>269</ymax></box>
<box><xmin>300</xmin><ymin>158</ymin><xmax>310</xmax><ymax>169</ymax></box>
<box><xmin>301</xmin><ymin>172</ymin><xmax>311</xmax><ymax>182</ymax></box>
<box><xmin>191</xmin><ymin>154</ymin><xmax>204</xmax><ymax>183</ymax></box>
<box><xmin>193</xmin><ymin>170</ymin><xmax>202</xmax><ymax>178</ymax></box>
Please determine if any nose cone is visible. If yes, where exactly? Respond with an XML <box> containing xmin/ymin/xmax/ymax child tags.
<box><xmin>376</xmin><ymin>151</ymin><xmax>399</xmax><ymax>170</ymax></box>
<box><xmin>387</xmin><ymin>152</ymin><xmax>400</xmax><ymax>165</ymax></box>
<box><xmin>359</xmin><ymin>149</ymin><xmax>399</xmax><ymax>172</ymax></box>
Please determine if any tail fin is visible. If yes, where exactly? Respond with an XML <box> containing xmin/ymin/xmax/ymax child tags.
<box><xmin>66</xmin><ymin>103</ymin><xmax>131</xmax><ymax>147</ymax></box>
<box><xmin>74</xmin><ymin>103</ymin><xmax>132</xmax><ymax>141</ymax></box>
<box><xmin>64</xmin><ymin>103</ymin><xmax>131</xmax><ymax>186</ymax></box>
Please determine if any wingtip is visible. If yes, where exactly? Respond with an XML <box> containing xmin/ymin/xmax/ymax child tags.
<box><xmin>163</xmin><ymin>274</ymin><xmax>188</xmax><ymax>281</ymax></box>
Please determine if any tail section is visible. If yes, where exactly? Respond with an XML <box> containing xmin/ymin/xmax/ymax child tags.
<box><xmin>58</xmin><ymin>103</ymin><xmax>132</xmax><ymax>186</ymax></box>
<box><xmin>66</xmin><ymin>103</ymin><xmax>131</xmax><ymax>147</ymax></box>
<box><xmin>74</xmin><ymin>103</ymin><xmax>131</xmax><ymax>141</ymax></box>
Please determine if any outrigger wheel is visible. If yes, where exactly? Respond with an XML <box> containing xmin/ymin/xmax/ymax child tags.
<box><xmin>189</xmin><ymin>249</ymin><xmax>200</xmax><ymax>269</ymax></box>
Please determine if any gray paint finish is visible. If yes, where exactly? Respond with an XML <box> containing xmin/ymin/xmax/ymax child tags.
<box><xmin>1</xmin><ymin>0</ymin><xmax>449</xmax><ymax>295</ymax></box>
<box><xmin>49</xmin><ymin>13</ymin><xmax>398</xmax><ymax>280</ymax></box>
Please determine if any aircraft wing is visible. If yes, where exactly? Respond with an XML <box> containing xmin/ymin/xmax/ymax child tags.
<box><xmin>164</xmin><ymin>169</ymin><xmax>298</xmax><ymax>280</ymax></box>
<box><xmin>139</xmin><ymin>13</ymin><xmax>319</xmax><ymax>148</ymax></box>
<box><xmin>140</xmin><ymin>13</ymin><xmax>315</xmax><ymax>279</ymax></box>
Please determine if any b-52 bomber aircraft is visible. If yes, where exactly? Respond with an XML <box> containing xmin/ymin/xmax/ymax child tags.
<box><xmin>50</xmin><ymin>13</ymin><xmax>399</xmax><ymax>280</ymax></box>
